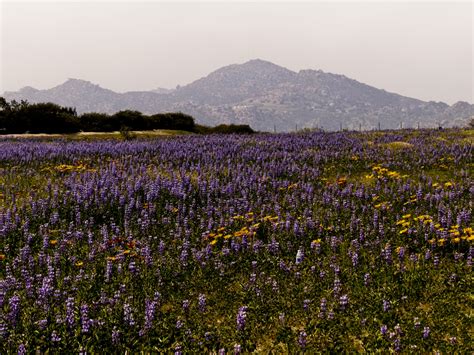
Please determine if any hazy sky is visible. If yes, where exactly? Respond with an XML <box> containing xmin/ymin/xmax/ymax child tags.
<box><xmin>1</xmin><ymin>1</ymin><xmax>472</xmax><ymax>104</ymax></box>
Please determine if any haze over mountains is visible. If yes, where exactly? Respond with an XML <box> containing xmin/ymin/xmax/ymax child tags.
<box><xmin>4</xmin><ymin>59</ymin><xmax>473</xmax><ymax>131</ymax></box>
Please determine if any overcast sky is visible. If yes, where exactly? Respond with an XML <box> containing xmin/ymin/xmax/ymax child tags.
<box><xmin>1</xmin><ymin>1</ymin><xmax>472</xmax><ymax>104</ymax></box>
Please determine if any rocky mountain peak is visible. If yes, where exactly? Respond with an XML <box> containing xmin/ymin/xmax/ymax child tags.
<box><xmin>2</xmin><ymin>60</ymin><xmax>472</xmax><ymax>131</ymax></box>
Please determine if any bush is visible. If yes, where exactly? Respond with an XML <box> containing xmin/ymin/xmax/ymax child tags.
<box><xmin>195</xmin><ymin>124</ymin><xmax>255</xmax><ymax>134</ymax></box>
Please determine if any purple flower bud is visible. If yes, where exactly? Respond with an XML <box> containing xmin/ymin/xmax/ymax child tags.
<box><xmin>364</xmin><ymin>273</ymin><xmax>370</xmax><ymax>286</ymax></box>
<box><xmin>339</xmin><ymin>294</ymin><xmax>349</xmax><ymax>310</ymax></box>
<box><xmin>8</xmin><ymin>295</ymin><xmax>20</xmax><ymax>327</ymax></box>
<box><xmin>303</xmin><ymin>299</ymin><xmax>311</xmax><ymax>312</ymax></box>
<box><xmin>298</xmin><ymin>331</ymin><xmax>307</xmax><ymax>348</ymax></box>
<box><xmin>422</xmin><ymin>326</ymin><xmax>430</xmax><ymax>339</ymax></box>
<box><xmin>80</xmin><ymin>304</ymin><xmax>91</xmax><ymax>333</ymax></box>
<box><xmin>182</xmin><ymin>299</ymin><xmax>190</xmax><ymax>314</ymax></box>
<box><xmin>236</xmin><ymin>306</ymin><xmax>248</xmax><ymax>331</ymax></box>
<box><xmin>112</xmin><ymin>326</ymin><xmax>120</xmax><ymax>344</ymax></box>
<box><xmin>198</xmin><ymin>294</ymin><xmax>206</xmax><ymax>312</ymax></box>
<box><xmin>51</xmin><ymin>331</ymin><xmax>61</xmax><ymax>342</ymax></box>
<box><xmin>17</xmin><ymin>344</ymin><xmax>26</xmax><ymax>355</ymax></box>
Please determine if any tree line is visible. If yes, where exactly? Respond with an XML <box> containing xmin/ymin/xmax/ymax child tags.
<box><xmin>0</xmin><ymin>97</ymin><xmax>254</xmax><ymax>134</ymax></box>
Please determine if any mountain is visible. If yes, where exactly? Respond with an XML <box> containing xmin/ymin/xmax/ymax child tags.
<box><xmin>3</xmin><ymin>60</ymin><xmax>473</xmax><ymax>131</ymax></box>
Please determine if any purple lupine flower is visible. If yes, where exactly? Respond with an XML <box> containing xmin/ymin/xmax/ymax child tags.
<box><xmin>414</xmin><ymin>317</ymin><xmax>421</xmax><ymax>329</ymax></box>
<box><xmin>38</xmin><ymin>319</ymin><xmax>48</xmax><ymax>330</ymax></box>
<box><xmin>176</xmin><ymin>319</ymin><xmax>184</xmax><ymax>329</ymax></box>
<box><xmin>123</xmin><ymin>302</ymin><xmax>135</xmax><ymax>326</ymax></box>
<box><xmin>105</xmin><ymin>260</ymin><xmax>113</xmax><ymax>282</ymax></box>
<box><xmin>303</xmin><ymin>299</ymin><xmax>311</xmax><ymax>312</ymax></box>
<box><xmin>268</xmin><ymin>238</ymin><xmax>279</xmax><ymax>254</ymax></box>
<box><xmin>112</xmin><ymin>326</ymin><xmax>120</xmax><ymax>344</ymax></box>
<box><xmin>425</xmin><ymin>250</ymin><xmax>431</xmax><ymax>260</ymax></box>
<box><xmin>298</xmin><ymin>331</ymin><xmax>307</xmax><ymax>348</ymax></box>
<box><xmin>17</xmin><ymin>343</ymin><xmax>26</xmax><ymax>355</ymax></box>
<box><xmin>383</xmin><ymin>299</ymin><xmax>390</xmax><ymax>312</ymax></box>
<box><xmin>8</xmin><ymin>295</ymin><xmax>21</xmax><ymax>327</ymax></box>
<box><xmin>158</xmin><ymin>240</ymin><xmax>166</xmax><ymax>255</ymax></box>
<box><xmin>394</xmin><ymin>337</ymin><xmax>401</xmax><ymax>352</ymax></box>
<box><xmin>234</xmin><ymin>344</ymin><xmax>242</xmax><ymax>354</ymax></box>
<box><xmin>351</xmin><ymin>252</ymin><xmax>359</xmax><ymax>267</ymax></box>
<box><xmin>174</xmin><ymin>344</ymin><xmax>183</xmax><ymax>355</ymax></box>
<box><xmin>182</xmin><ymin>299</ymin><xmax>190</xmax><ymax>314</ymax></box>
<box><xmin>198</xmin><ymin>294</ymin><xmax>206</xmax><ymax>312</ymax></box>
<box><xmin>144</xmin><ymin>298</ymin><xmax>157</xmax><ymax>330</ymax></box>
<box><xmin>66</xmin><ymin>297</ymin><xmax>75</xmax><ymax>329</ymax></box>
<box><xmin>339</xmin><ymin>294</ymin><xmax>349</xmax><ymax>310</ymax></box>
<box><xmin>422</xmin><ymin>326</ymin><xmax>430</xmax><ymax>339</ymax></box>
<box><xmin>381</xmin><ymin>325</ymin><xmax>388</xmax><ymax>336</ymax></box>
<box><xmin>51</xmin><ymin>331</ymin><xmax>61</xmax><ymax>342</ymax></box>
<box><xmin>328</xmin><ymin>310</ymin><xmax>335</xmax><ymax>320</ymax></box>
<box><xmin>80</xmin><ymin>304</ymin><xmax>90</xmax><ymax>333</ymax></box>
<box><xmin>433</xmin><ymin>255</ymin><xmax>440</xmax><ymax>268</ymax></box>
<box><xmin>319</xmin><ymin>298</ymin><xmax>327</xmax><ymax>318</ymax></box>
<box><xmin>333</xmin><ymin>278</ymin><xmax>342</xmax><ymax>294</ymax></box>
<box><xmin>236</xmin><ymin>306</ymin><xmax>248</xmax><ymax>331</ymax></box>
<box><xmin>279</xmin><ymin>260</ymin><xmax>290</xmax><ymax>273</ymax></box>
<box><xmin>364</xmin><ymin>273</ymin><xmax>370</xmax><ymax>286</ymax></box>
<box><xmin>128</xmin><ymin>261</ymin><xmax>138</xmax><ymax>275</ymax></box>
<box><xmin>0</xmin><ymin>321</ymin><xmax>7</xmax><ymax>339</ymax></box>
<box><xmin>397</xmin><ymin>247</ymin><xmax>405</xmax><ymax>260</ymax></box>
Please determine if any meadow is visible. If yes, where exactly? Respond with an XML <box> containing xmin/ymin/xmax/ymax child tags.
<box><xmin>0</xmin><ymin>129</ymin><xmax>472</xmax><ymax>353</ymax></box>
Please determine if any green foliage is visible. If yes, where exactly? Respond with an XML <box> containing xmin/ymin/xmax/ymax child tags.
<box><xmin>119</xmin><ymin>126</ymin><xmax>137</xmax><ymax>141</ymax></box>
<box><xmin>0</xmin><ymin>97</ymin><xmax>197</xmax><ymax>134</ymax></box>
<box><xmin>195</xmin><ymin>124</ymin><xmax>255</xmax><ymax>134</ymax></box>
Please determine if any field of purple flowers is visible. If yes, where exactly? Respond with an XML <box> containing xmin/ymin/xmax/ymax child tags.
<box><xmin>0</xmin><ymin>129</ymin><xmax>472</xmax><ymax>353</ymax></box>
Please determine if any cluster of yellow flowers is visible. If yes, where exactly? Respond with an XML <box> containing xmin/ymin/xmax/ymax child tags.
<box><xmin>366</xmin><ymin>165</ymin><xmax>409</xmax><ymax>180</ymax></box>
<box><xmin>396</xmin><ymin>214</ymin><xmax>473</xmax><ymax>245</ymax></box>
<box><xmin>206</xmin><ymin>213</ymin><xmax>281</xmax><ymax>246</ymax></box>
<box><xmin>55</xmin><ymin>163</ymin><xmax>88</xmax><ymax>173</ymax></box>
<box><xmin>431</xmin><ymin>182</ymin><xmax>454</xmax><ymax>189</ymax></box>
<box><xmin>278</xmin><ymin>183</ymin><xmax>298</xmax><ymax>191</ymax></box>
<box><xmin>40</xmin><ymin>162</ymin><xmax>97</xmax><ymax>174</ymax></box>
<box><xmin>403</xmin><ymin>195</ymin><xmax>418</xmax><ymax>206</ymax></box>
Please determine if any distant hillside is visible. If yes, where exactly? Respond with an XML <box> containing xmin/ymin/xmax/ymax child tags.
<box><xmin>4</xmin><ymin>60</ymin><xmax>473</xmax><ymax>131</ymax></box>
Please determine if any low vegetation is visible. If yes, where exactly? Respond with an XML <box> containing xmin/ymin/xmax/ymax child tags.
<box><xmin>0</xmin><ymin>97</ymin><xmax>255</xmax><ymax>135</ymax></box>
<box><xmin>0</xmin><ymin>128</ymin><xmax>472</xmax><ymax>353</ymax></box>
